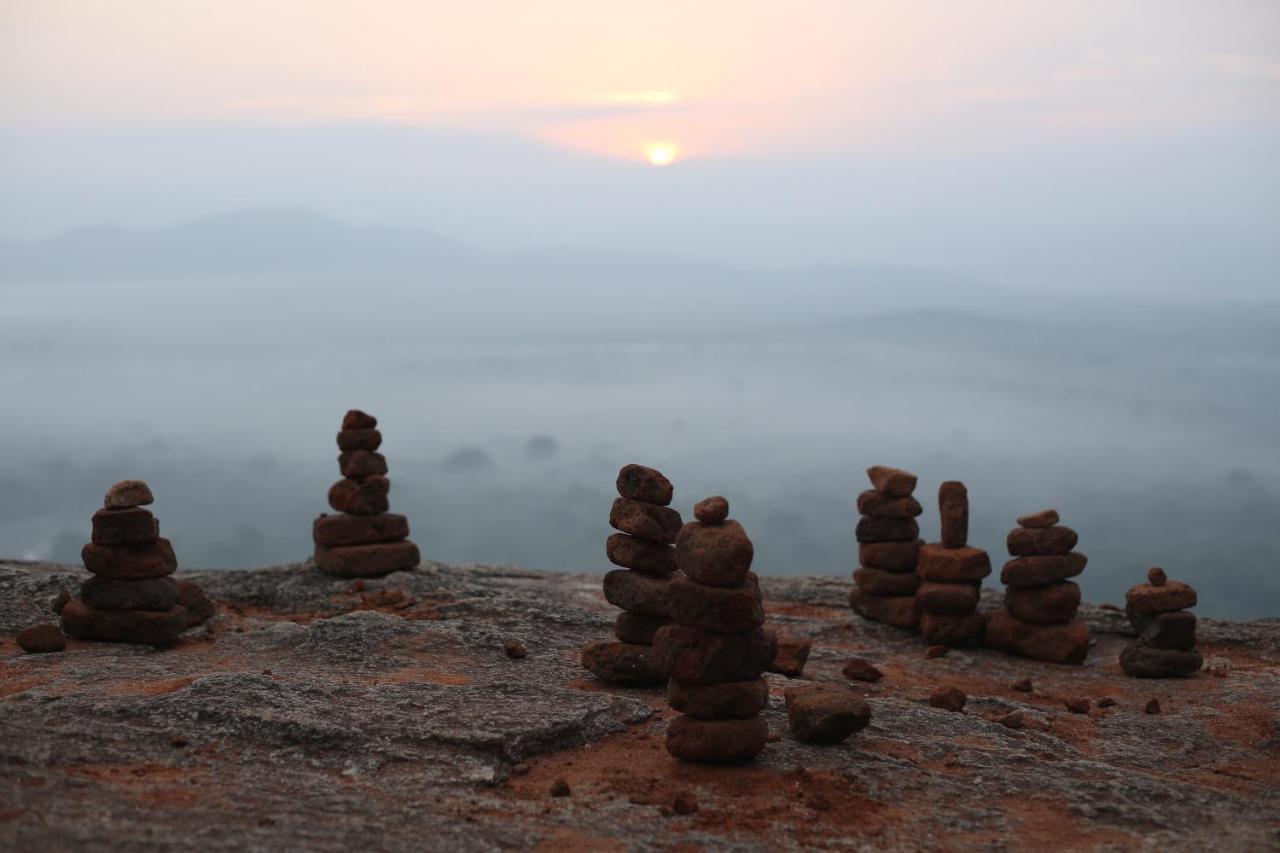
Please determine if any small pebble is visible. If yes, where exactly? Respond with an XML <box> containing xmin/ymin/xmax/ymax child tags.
<box><xmin>1097</xmin><ymin>697</ymin><xmax>1117</xmax><ymax>709</ymax></box>
<box><xmin>693</xmin><ymin>496</ymin><xmax>729</xmax><ymax>524</ymax></box>
<box><xmin>842</xmin><ymin>658</ymin><xmax>883</xmax><ymax>683</ymax></box>
<box><xmin>170</xmin><ymin>737</ymin><xmax>189</xmax><ymax>748</ymax></box>
<box><xmin>550</xmin><ymin>778</ymin><xmax>571</xmax><ymax>797</ymax></box>
<box><xmin>1145</xmin><ymin>698</ymin><xmax>1162</xmax><ymax>715</ymax></box>
<box><xmin>1147</xmin><ymin>567</ymin><xmax>1167</xmax><ymax>586</ymax></box>
<box><xmin>925</xmin><ymin>645</ymin><xmax>949</xmax><ymax>659</ymax></box>
<box><xmin>997</xmin><ymin>710</ymin><xmax>1024</xmax><ymax>730</ymax></box>
<box><xmin>50</xmin><ymin>590</ymin><xmax>71</xmax><ymax>614</ymax></box>
<box><xmin>1012</xmin><ymin>678</ymin><xmax>1033</xmax><ymax>693</ymax></box>
<box><xmin>929</xmin><ymin>686</ymin><xmax>967</xmax><ymax>712</ymax></box>
<box><xmin>1065</xmin><ymin>698</ymin><xmax>1091</xmax><ymax>714</ymax></box>
<box><xmin>672</xmin><ymin>791</ymin><xmax>698</xmax><ymax>815</ymax></box>
<box><xmin>17</xmin><ymin>623</ymin><xmax>66</xmax><ymax>654</ymax></box>
<box><xmin>510</xmin><ymin>763</ymin><xmax>530</xmax><ymax>776</ymax></box>
<box><xmin>504</xmin><ymin>639</ymin><xmax>528</xmax><ymax>659</ymax></box>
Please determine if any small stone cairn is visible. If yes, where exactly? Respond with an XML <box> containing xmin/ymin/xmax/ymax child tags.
<box><xmin>850</xmin><ymin>465</ymin><xmax>922</xmax><ymax>630</ymax></box>
<box><xmin>916</xmin><ymin>481</ymin><xmax>989</xmax><ymax>645</ymax></box>
<box><xmin>1120</xmin><ymin>568</ymin><xmax>1203</xmax><ymax>677</ymax></box>
<box><xmin>313</xmin><ymin>410</ymin><xmax>420</xmax><ymax>577</ymax></box>
<box><xmin>657</xmin><ymin>496</ymin><xmax>772</xmax><ymax>763</ymax></box>
<box><xmin>61</xmin><ymin>480</ymin><xmax>197</xmax><ymax>648</ymax></box>
<box><xmin>985</xmin><ymin>509</ymin><xmax>1090</xmax><ymax>664</ymax></box>
<box><xmin>581</xmin><ymin>464</ymin><xmax>682</xmax><ymax>685</ymax></box>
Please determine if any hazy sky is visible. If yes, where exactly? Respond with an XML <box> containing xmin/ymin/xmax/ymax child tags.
<box><xmin>2</xmin><ymin>2</ymin><xmax>1278</xmax><ymax>288</ymax></box>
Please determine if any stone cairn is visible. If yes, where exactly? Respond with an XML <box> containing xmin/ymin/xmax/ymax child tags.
<box><xmin>984</xmin><ymin>509</ymin><xmax>1090</xmax><ymax>664</ymax></box>
<box><xmin>657</xmin><ymin>496</ymin><xmax>772</xmax><ymax>764</ymax></box>
<box><xmin>581</xmin><ymin>464</ymin><xmax>682</xmax><ymax>686</ymax></box>
<box><xmin>313</xmin><ymin>410</ymin><xmax>420</xmax><ymax>577</ymax></box>
<box><xmin>916</xmin><ymin>481</ymin><xmax>990</xmax><ymax>646</ymax></box>
<box><xmin>61</xmin><ymin>480</ymin><xmax>192</xmax><ymax>648</ymax></box>
<box><xmin>850</xmin><ymin>465</ymin><xmax>922</xmax><ymax>631</ymax></box>
<box><xmin>1120</xmin><ymin>568</ymin><xmax>1203</xmax><ymax>678</ymax></box>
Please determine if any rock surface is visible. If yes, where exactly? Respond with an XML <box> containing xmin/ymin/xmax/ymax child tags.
<box><xmin>0</xmin><ymin>558</ymin><xmax>1277</xmax><ymax>850</ymax></box>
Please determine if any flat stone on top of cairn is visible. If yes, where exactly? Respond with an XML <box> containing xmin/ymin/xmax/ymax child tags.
<box><xmin>314</xmin><ymin>410</ymin><xmax>420</xmax><ymax>577</ymax></box>
<box><xmin>984</xmin><ymin>509</ymin><xmax>1090</xmax><ymax>664</ymax></box>
<box><xmin>850</xmin><ymin>465</ymin><xmax>922</xmax><ymax>631</ymax></box>
<box><xmin>581</xmin><ymin>464</ymin><xmax>680</xmax><ymax>686</ymax></box>
<box><xmin>61</xmin><ymin>480</ymin><xmax>203</xmax><ymax>648</ymax></box>
<box><xmin>916</xmin><ymin>481</ymin><xmax>988</xmax><ymax>646</ymax></box>
<box><xmin>658</xmin><ymin>495</ymin><xmax>770</xmax><ymax>763</ymax></box>
<box><xmin>1119</xmin><ymin>568</ymin><xmax>1203</xmax><ymax>678</ymax></box>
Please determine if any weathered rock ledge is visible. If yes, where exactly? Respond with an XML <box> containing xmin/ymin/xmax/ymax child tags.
<box><xmin>2</xmin><ymin>559</ymin><xmax>1278</xmax><ymax>851</ymax></box>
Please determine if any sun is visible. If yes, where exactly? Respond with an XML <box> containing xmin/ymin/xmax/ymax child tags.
<box><xmin>645</xmin><ymin>142</ymin><xmax>678</xmax><ymax>166</ymax></box>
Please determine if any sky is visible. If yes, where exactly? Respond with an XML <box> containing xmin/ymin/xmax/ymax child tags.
<box><xmin>2</xmin><ymin>1</ymin><xmax>1279</xmax><ymax>289</ymax></box>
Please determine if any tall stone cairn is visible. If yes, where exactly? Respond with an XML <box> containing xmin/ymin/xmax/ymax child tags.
<box><xmin>849</xmin><ymin>465</ymin><xmax>923</xmax><ymax>630</ymax></box>
<box><xmin>1120</xmin><ymin>567</ymin><xmax>1203</xmax><ymax>677</ymax></box>
<box><xmin>580</xmin><ymin>464</ymin><xmax>681</xmax><ymax>686</ymax></box>
<box><xmin>313</xmin><ymin>410</ymin><xmax>420</xmax><ymax>577</ymax></box>
<box><xmin>61</xmin><ymin>480</ymin><xmax>196</xmax><ymax>648</ymax></box>
<box><xmin>657</xmin><ymin>496</ymin><xmax>772</xmax><ymax>764</ymax></box>
<box><xmin>984</xmin><ymin>509</ymin><xmax>1090</xmax><ymax>664</ymax></box>
<box><xmin>916</xmin><ymin>481</ymin><xmax>989</xmax><ymax>646</ymax></box>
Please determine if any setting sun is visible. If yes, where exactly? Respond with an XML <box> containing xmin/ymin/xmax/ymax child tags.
<box><xmin>646</xmin><ymin>142</ymin><xmax>679</xmax><ymax>166</ymax></box>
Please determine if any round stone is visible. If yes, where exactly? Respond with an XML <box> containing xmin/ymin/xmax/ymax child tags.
<box><xmin>693</xmin><ymin>496</ymin><xmax>729</xmax><ymax>525</ymax></box>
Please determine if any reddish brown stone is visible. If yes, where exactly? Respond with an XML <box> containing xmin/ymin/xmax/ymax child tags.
<box><xmin>336</xmin><ymin>428</ymin><xmax>382</xmax><ymax>451</ymax></box>
<box><xmin>103</xmin><ymin>479</ymin><xmax>154</xmax><ymax>509</ymax></box>
<box><xmin>61</xmin><ymin>599</ymin><xmax>187</xmax><ymax>648</ymax></box>
<box><xmin>867</xmin><ymin>465</ymin><xmax>917</xmax><ymax>497</ymax></box>
<box><xmin>615</xmin><ymin>464</ymin><xmax>674</xmax><ymax>506</ymax></box>
<box><xmin>929</xmin><ymin>686</ymin><xmax>967</xmax><ymax>712</ymax></box>
<box><xmin>666</xmin><ymin>715</ymin><xmax>768</xmax><ymax>764</ymax></box>
<box><xmin>917</xmin><ymin>544</ymin><xmax>992</xmax><ymax>582</ymax></box>
<box><xmin>50</xmin><ymin>590</ymin><xmax>70</xmax><ymax>614</ymax></box>
<box><xmin>176</xmin><ymin>580</ymin><xmax>215</xmax><ymax>627</ymax></box>
<box><xmin>339</xmin><ymin>450</ymin><xmax>388</xmax><ymax>478</ymax></box>
<box><xmin>1139</xmin><ymin>610</ymin><xmax>1197</xmax><ymax>650</ymax></box>
<box><xmin>984</xmin><ymin>610</ymin><xmax>1090</xmax><ymax>664</ymax></box>
<box><xmin>314</xmin><ymin>541</ymin><xmax>420</xmax><ymax>577</ymax></box>
<box><xmin>842</xmin><ymin>658</ymin><xmax>883</xmax><ymax>682</ymax></box>
<box><xmin>652</xmin><ymin>625</ymin><xmax>776</xmax><ymax>686</ymax></box>
<box><xmin>1120</xmin><ymin>642</ymin><xmax>1203</xmax><ymax>678</ymax></box>
<box><xmin>504</xmin><ymin>639</ymin><xmax>527</xmax><ymax>659</ymax></box>
<box><xmin>610</xmin><ymin>498</ymin><xmax>682</xmax><ymax>544</ymax></box>
<box><xmin>925</xmin><ymin>644</ymin><xmax>949</xmax><ymax>659</ymax></box>
<box><xmin>668</xmin><ymin>576</ymin><xmax>764</xmax><ymax>633</ymax></box>
<box><xmin>1006</xmin><ymin>581</ymin><xmax>1081</xmax><ymax>624</ymax></box>
<box><xmin>667</xmin><ymin>677</ymin><xmax>768</xmax><ymax>719</ymax></box>
<box><xmin>916</xmin><ymin>582</ymin><xmax>980</xmax><ymax>616</ymax></box>
<box><xmin>693</xmin><ymin>496</ymin><xmax>729</xmax><ymax>525</ymax></box>
<box><xmin>1147</xmin><ymin>566</ymin><xmax>1168</xmax><ymax>586</ymax></box>
<box><xmin>1145</xmin><ymin>698</ymin><xmax>1161</xmax><ymax>714</ymax></box>
<box><xmin>581</xmin><ymin>639</ymin><xmax>667</xmax><ymax>685</ymax></box>
<box><xmin>1016</xmin><ymin>509</ymin><xmax>1059</xmax><ymax>528</ymax></box>
<box><xmin>848</xmin><ymin>587</ymin><xmax>919</xmax><ymax>630</ymax></box>
<box><xmin>856</xmin><ymin>490</ymin><xmax>923</xmax><ymax>518</ymax></box>
<box><xmin>1000</xmin><ymin>553</ymin><xmax>1088</xmax><ymax>588</ymax></box>
<box><xmin>765</xmin><ymin>629</ymin><xmax>812</xmax><ymax>677</ymax></box>
<box><xmin>856</xmin><ymin>516</ymin><xmax>920</xmax><ymax>544</ymax></box>
<box><xmin>858</xmin><ymin>540</ymin><xmax>922</xmax><ymax>572</ymax></box>
<box><xmin>342</xmin><ymin>409</ymin><xmax>377</xmax><ymax>429</ymax></box>
<box><xmin>603</xmin><ymin>569</ymin><xmax>671</xmax><ymax>618</ymax></box>
<box><xmin>1007</xmin><ymin>526</ymin><xmax>1078</xmax><ymax>557</ymax></box>
<box><xmin>91</xmin><ymin>508</ymin><xmax>159</xmax><ymax>547</ymax></box>
<box><xmin>328</xmin><ymin>476</ymin><xmax>391</xmax><ymax>515</ymax></box>
<box><xmin>614</xmin><ymin>611</ymin><xmax>666</xmax><ymax>644</ymax></box>
<box><xmin>938</xmin><ymin>481</ymin><xmax>968</xmax><ymax>549</ymax></box>
<box><xmin>17</xmin><ymin>623</ymin><xmax>66</xmax><ymax>653</ymax></box>
<box><xmin>80</xmin><ymin>576</ymin><xmax>178</xmax><ymax>611</ymax></box>
<box><xmin>1065</xmin><ymin>697</ymin><xmax>1091</xmax><ymax>714</ymax></box>
<box><xmin>1125</xmin><ymin>581</ymin><xmax>1196</xmax><ymax>616</ymax></box>
<box><xmin>853</xmin><ymin>567</ymin><xmax>921</xmax><ymax>596</ymax></box>
<box><xmin>676</xmin><ymin>520</ymin><xmax>753</xmax><ymax>586</ymax></box>
<box><xmin>606</xmin><ymin>533</ymin><xmax>677</xmax><ymax>575</ymax></box>
<box><xmin>785</xmin><ymin>685</ymin><xmax>871</xmax><ymax>744</ymax></box>
<box><xmin>81</xmin><ymin>538</ymin><xmax>177</xmax><ymax>579</ymax></box>
<box><xmin>919</xmin><ymin>611</ymin><xmax>985</xmax><ymax>646</ymax></box>
<box><xmin>313</xmin><ymin>512</ymin><xmax>410</xmax><ymax>548</ymax></box>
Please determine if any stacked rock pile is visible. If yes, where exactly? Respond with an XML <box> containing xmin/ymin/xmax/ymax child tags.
<box><xmin>61</xmin><ymin>480</ymin><xmax>192</xmax><ymax>648</ymax></box>
<box><xmin>916</xmin><ymin>481</ymin><xmax>989</xmax><ymax>646</ymax></box>
<box><xmin>1120</xmin><ymin>568</ymin><xmax>1203</xmax><ymax>678</ymax></box>
<box><xmin>657</xmin><ymin>496</ymin><xmax>772</xmax><ymax>764</ymax></box>
<box><xmin>313</xmin><ymin>410</ymin><xmax>420</xmax><ymax>577</ymax></box>
<box><xmin>850</xmin><ymin>465</ymin><xmax>922</xmax><ymax>630</ymax></box>
<box><xmin>581</xmin><ymin>464</ymin><xmax>682</xmax><ymax>685</ymax></box>
<box><xmin>985</xmin><ymin>509</ymin><xmax>1090</xmax><ymax>664</ymax></box>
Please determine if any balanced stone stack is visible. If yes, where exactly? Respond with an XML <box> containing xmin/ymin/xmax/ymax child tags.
<box><xmin>313</xmin><ymin>410</ymin><xmax>420</xmax><ymax>577</ymax></box>
<box><xmin>850</xmin><ymin>465</ymin><xmax>922</xmax><ymax>631</ymax></box>
<box><xmin>985</xmin><ymin>509</ymin><xmax>1090</xmax><ymax>664</ymax></box>
<box><xmin>581</xmin><ymin>464</ymin><xmax>682</xmax><ymax>686</ymax></box>
<box><xmin>658</xmin><ymin>496</ymin><xmax>772</xmax><ymax>764</ymax></box>
<box><xmin>916</xmin><ymin>481</ymin><xmax>989</xmax><ymax>645</ymax></box>
<box><xmin>61</xmin><ymin>480</ymin><xmax>190</xmax><ymax>648</ymax></box>
<box><xmin>1120</xmin><ymin>568</ymin><xmax>1203</xmax><ymax>678</ymax></box>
